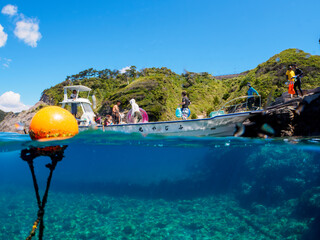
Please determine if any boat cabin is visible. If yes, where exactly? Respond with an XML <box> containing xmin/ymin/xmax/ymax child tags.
<box><xmin>60</xmin><ymin>85</ymin><xmax>96</xmax><ymax>126</ymax></box>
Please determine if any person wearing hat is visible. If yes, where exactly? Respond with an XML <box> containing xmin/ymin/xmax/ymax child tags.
<box><xmin>246</xmin><ymin>83</ymin><xmax>259</xmax><ymax>110</ymax></box>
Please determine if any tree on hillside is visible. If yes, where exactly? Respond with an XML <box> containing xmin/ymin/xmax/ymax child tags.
<box><xmin>112</xmin><ymin>69</ymin><xmax>120</xmax><ymax>79</ymax></box>
<box><xmin>128</xmin><ymin>65</ymin><xmax>137</xmax><ymax>79</ymax></box>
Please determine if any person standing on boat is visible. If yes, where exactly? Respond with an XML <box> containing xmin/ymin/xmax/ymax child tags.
<box><xmin>112</xmin><ymin>100</ymin><xmax>121</xmax><ymax>124</ymax></box>
<box><xmin>129</xmin><ymin>99</ymin><xmax>142</xmax><ymax>123</ymax></box>
<box><xmin>70</xmin><ymin>90</ymin><xmax>77</xmax><ymax>117</ymax></box>
<box><xmin>293</xmin><ymin>64</ymin><xmax>304</xmax><ymax>97</ymax></box>
<box><xmin>246</xmin><ymin>83</ymin><xmax>259</xmax><ymax>110</ymax></box>
<box><xmin>179</xmin><ymin>91</ymin><xmax>191</xmax><ymax>120</ymax></box>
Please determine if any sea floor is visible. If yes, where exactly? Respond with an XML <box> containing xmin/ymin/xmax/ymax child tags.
<box><xmin>0</xmin><ymin>185</ymin><xmax>308</xmax><ymax>240</ymax></box>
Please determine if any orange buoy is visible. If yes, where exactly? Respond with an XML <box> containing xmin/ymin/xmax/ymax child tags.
<box><xmin>29</xmin><ymin>106</ymin><xmax>78</xmax><ymax>141</ymax></box>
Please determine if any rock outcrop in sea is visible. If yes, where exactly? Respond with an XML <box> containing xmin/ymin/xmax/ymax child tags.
<box><xmin>244</xmin><ymin>87</ymin><xmax>320</xmax><ymax>137</ymax></box>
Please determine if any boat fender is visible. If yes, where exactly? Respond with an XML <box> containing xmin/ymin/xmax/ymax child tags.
<box><xmin>176</xmin><ymin>108</ymin><xmax>191</xmax><ymax>118</ymax></box>
<box><xmin>185</xmin><ymin>108</ymin><xmax>191</xmax><ymax>117</ymax></box>
<box><xmin>92</xmin><ymin>95</ymin><xmax>97</xmax><ymax>109</ymax></box>
<box><xmin>175</xmin><ymin>108</ymin><xmax>182</xmax><ymax>118</ymax></box>
<box><xmin>29</xmin><ymin>106</ymin><xmax>79</xmax><ymax>141</ymax></box>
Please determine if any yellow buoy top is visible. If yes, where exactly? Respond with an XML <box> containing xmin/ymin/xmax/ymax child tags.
<box><xmin>29</xmin><ymin>106</ymin><xmax>79</xmax><ymax>140</ymax></box>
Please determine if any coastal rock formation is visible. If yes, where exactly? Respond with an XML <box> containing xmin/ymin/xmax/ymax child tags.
<box><xmin>0</xmin><ymin>110</ymin><xmax>7</xmax><ymax>122</ymax></box>
<box><xmin>0</xmin><ymin>101</ymin><xmax>47</xmax><ymax>133</ymax></box>
<box><xmin>40</xmin><ymin>92</ymin><xmax>55</xmax><ymax>106</ymax></box>
<box><xmin>244</xmin><ymin>87</ymin><xmax>320</xmax><ymax>137</ymax></box>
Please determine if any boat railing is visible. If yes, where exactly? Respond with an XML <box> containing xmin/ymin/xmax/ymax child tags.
<box><xmin>211</xmin><ymin>95</ymin><xmax>261</xmax><ymax>116</ymax></box>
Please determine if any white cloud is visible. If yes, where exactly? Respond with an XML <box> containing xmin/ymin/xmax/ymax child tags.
<box><xmin>120</xmin><ymin>66</ymin><xmax>130</xmax><ymax>74</ymax></box>
<box><xmin>0</xmin><ymin>91</ymin><xmax>30</xmax><ymax>112</ymax></box>
<box><xmin>1</xmin><ymin>4</ymin><xmax>42</xmax><ymax>47</ymax></box>
<box><xmin>0</xmin><ymin>24</ymin><xmax>8</xmax><ymax>47</ymax></box>
<box><xmin>14</xmin><ymin>19</ymin><xmax>42</xmax><ymax>47</ymax></box>
<box><xmin>1</xmin><ymin>4</ymin><xmax>18</xmax><ymax>16</ymax></box>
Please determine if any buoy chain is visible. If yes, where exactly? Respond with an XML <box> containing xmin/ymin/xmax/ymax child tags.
<box><xmin>21</xmin><ymin>146</ymin><xmax>66</xmax><ymax>240</ymax></box>
<box><xmin>25</xmin><ymin>218</ymin><xmax>40</xmax><ymax>240</ymax></box>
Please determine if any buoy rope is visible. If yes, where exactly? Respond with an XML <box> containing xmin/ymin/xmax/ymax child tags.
<box><xmin>21</xmin><ymin>146</ymin><xmax>66</xmax><ymax>240</ymax></box>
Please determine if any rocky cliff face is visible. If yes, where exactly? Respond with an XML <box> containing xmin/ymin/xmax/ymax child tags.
<box><xmin>40</xmin><ymin>93</ymin><xmax>55</xmax><ymax>106</ymax></box>
<box><xmin>0</xmin><ymin>101</ymin><xmax>47</xmax><ymax>133</ymax></box>
<box><xmin>0</xmin><ymin>110</ymin><xmax>7</xmax><ymax>123</ymax></box>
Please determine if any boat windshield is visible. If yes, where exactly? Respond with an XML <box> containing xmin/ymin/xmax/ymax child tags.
<box><xmin>82</xmin><ymin>103</ymin><xmax>94</xmax><ymax>114</ymax></box>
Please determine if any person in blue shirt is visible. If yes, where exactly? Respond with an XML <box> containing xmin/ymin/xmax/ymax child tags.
<box><xmin>246</xmin><ymin>82</ymin><xmax>259</xmax><ymax>110</ymax></box>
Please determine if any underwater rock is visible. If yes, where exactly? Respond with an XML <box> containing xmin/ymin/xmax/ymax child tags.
<box><xmin>281</xmin><ymin>222</ymin><xmax>307</xmax><ymax>238</ymax></box>
<box><xmin>122</xmin><ymin>225</ymin><xmax>135</xmax><ymax>235</ymax></box>
<box><xmin>301</xmin><ymin>215</ymin><xmax>320</xmax><ymax>240</ymax></box>
<box><xmin>155</xmin><ymin>222</ymin><xmax>167</xmax><ymax>228</ymax></box>
<box><xmin>183</xmin><ymin>222</ymin><xmax>203</xmax><ymax>231</ymax></box>
<box><xmin>250</xmin><ymin>203</ymin><xmax>267</xmax><ymax>215</ymax></box>
<box><xmin>295</xmin><ymin>187</ymin><xmax>320</xmax><ymax>218</ymax></box>
<box><xmin>237</xmin><ymin>145</ymin><xmax>320</xmax><ymax>207</ymax></box>
<box><xmin>87</xmin><ymin>199</ymin><xmax>113</xmax><ymax>215</ymax></box>
<box><xmin>177</xmin><ymin>205</ymin><xmax>194</xmax><ymax>213</ymax></box>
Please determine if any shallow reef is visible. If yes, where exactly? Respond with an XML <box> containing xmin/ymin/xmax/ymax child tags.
<box><xmin>0</xmin><ymin>185</ymin><xmax>313</xmax><ymax>240</ymax></box>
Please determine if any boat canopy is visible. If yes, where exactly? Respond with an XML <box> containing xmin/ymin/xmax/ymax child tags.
<box><xmin>63</xmin><ymin>85</ymin><xmax>91</xmax><ymax>101</ymax></box>
<box><xmin>64</xmin><ymin>85</ymin><xmax>91</xmax><ymax>92</ymax></box>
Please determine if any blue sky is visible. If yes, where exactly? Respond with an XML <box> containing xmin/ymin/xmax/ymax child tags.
<box><xmin>0</xmin><ymin>0</ymin><xmax>319</xmax><ymax>111</ymax></box>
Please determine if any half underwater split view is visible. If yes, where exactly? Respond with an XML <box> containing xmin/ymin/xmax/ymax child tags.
<box><xmin>1</xmin><ymin>132</ymin><xmax>320</xmax><ymax>240</ymax></box>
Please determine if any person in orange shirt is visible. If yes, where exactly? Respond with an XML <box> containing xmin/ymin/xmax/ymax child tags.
<box><xmin>286</xmin><ymin>65</ymin><xmax>295</xmax><ymax>98</ymax></box>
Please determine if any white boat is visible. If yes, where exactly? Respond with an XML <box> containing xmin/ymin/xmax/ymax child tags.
<box><xmin>104</xmin><ymin>96</ymin><xmax>262</xmax><ymax>137</ymax></box>
<box><xmin>60</xmin><ymin>85</ymin><xmax>97</xmax><ymax>127</ymax></box>
<box><xmin>61</xmin><ymin>85</ymin><xmax>262</xmax><ymax>137</ymax></box>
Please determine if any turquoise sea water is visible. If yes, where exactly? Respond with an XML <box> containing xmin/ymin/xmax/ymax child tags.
<box><xmin>0</xmin><ymin>131</ymin><xmax>320</xmax><ymax>240</ymax></box>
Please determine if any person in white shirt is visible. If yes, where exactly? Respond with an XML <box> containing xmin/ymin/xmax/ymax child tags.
<box><xmin>129</xmin><ymin>99</ymin><xmax>142</xmax><ymax>123</ymax></box>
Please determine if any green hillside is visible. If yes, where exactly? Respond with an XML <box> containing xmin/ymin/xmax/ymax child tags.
<box><xmin>41</xmin><ymin>49</ymin><xmax>320</xmax><ymax>121</ymax></box>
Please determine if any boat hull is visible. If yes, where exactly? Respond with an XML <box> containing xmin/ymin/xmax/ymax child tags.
<box><xmin>80</xmin><ymin>111</ymin><xmax>259</xmax><ymax>137</ymax></box>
